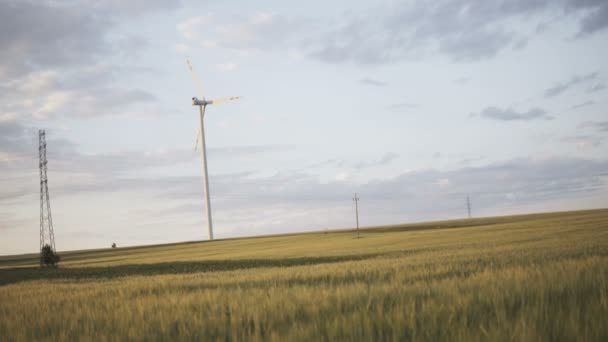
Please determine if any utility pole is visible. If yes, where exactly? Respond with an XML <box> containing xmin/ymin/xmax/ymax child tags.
<box><xmin>467</xmin><ymin>195</ymin><xmax>472</xmax><ymax>219</ymax></box>
<box><xmin>39</xmin><ymin>130</ymin><xmax>56</xmax><ymax>266</ymax></box>
<box><xmin>353</xmin><ymin>193</ymin><xmax>360</xmax><ymax>238</ymax></box>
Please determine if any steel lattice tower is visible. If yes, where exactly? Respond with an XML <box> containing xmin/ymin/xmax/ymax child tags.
<box><xmin>39</xmin><ymin>130</ymin><xmax>56</xmax><ymax>266</ymax></box>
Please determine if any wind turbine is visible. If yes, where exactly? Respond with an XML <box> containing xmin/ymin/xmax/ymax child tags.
<box><xmin>186</xmin><ymin>59</ymin><xmax>240</xmax><ymax>241</ymax></box>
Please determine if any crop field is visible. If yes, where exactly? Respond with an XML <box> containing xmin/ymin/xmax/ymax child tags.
<box><xmin>1</xmin><ymin>209</ymin><xmax>607</xmax><ymax>341</ymax></box>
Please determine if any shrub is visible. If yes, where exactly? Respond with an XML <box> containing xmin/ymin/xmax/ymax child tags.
<box><xmin>41</xmin><ymin>244</ymin><xmax>60</xmax><ymax>267</ymax></box>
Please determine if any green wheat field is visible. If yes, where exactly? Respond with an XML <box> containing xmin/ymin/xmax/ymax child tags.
<box><xmin>1</xmin><ymin>209</ymin><xmax>607</xmax><ymax>341</ymax></box>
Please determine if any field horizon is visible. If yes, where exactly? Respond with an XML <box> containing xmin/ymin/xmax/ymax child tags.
<box><xmin>2</xmin><ymin>207</ymin><xmax>602</xmax><ymax>262</ymax></box>
<box><xmin>2</xmin><ymin>208</ymin><xmax>607</xmax><ymax>341</ymax></box>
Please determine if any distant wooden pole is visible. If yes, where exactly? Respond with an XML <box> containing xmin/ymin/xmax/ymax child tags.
<box><xmin>353</xmin><ymin>193</ymin><xmax>360</xmax><ymax>238</ymax></box>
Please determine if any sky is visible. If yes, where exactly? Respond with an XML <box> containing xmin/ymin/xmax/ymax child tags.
<box><xmin>1</xmin><ymin>0</ymin><xmax>608</xmax><ymax>255</ymax></box>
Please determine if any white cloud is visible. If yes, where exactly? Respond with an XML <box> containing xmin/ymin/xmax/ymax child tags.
<box><xmin>215</xmin><ymin>63</ymin><xmax>238</xmax><ymax>72</ymax></box>
<box><xmin>176</xmin><ymin>12</ymin><xmax>310</xmax><ymax>52</ymax></box>
<box><xmin>436</xmin><ymin>178</ymin><xmax>450</xmax><ymax>187</ymax></box>
<box><xmin>561</xmin><ymin>136</ymin><xmax>602</xmax><ymax>149</ymax></box>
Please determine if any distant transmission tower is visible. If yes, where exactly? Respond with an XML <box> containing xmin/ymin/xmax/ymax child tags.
<box><xmin>353</xmin><ymin>193</ymin><xmax>360</xmax><ymax>238</ymax></box>
<box><xmin>467</xmin><ymin>195</ymin><xmax>472</xmax><ymax>218</ymax></box>
<box><xmin>39</xmin><ymin>130</ymin><xmax>56</xmax><ymax>266</ymax></box>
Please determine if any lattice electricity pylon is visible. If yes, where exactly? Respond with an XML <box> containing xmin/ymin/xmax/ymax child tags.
<box><xmin>39</xmin><ymin>130</ymin><xmax>56</xmax><ymax>266</ymax></box>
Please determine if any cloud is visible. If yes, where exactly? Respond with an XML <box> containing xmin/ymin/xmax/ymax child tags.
<box><xmin>162</xmin><ymin>156</ymin><xmax>608</xmax><ymax>225</ymax></box>
<box><xmin>566</xmin><ymin>0</ymin><xmax>608</xmax><ymax>37</ymax></box>
<box><xmin>437</xmin><ymin>28</ymin><xmax>516</xmax><ymax>62</ymax></box>
<box><xmin>436</xmin><ymin>178</ymin><xmax>450</xmax><ymax>187</ymax></box>
<box><xmin>307</xmin><ymin>153</ymin><xmax>399</xmax><ymax>171</ymax></box>
<box><xmin>215</xmin><ymin>63</ymin><xmax>239</xmax><ymax>72</ymax></box>
<box><xmin>352</xmin><ymin>152</ymin><xmax>399</xmax><ymax>169</ymax></box>
<box><xmin>0</xmin><ymin>117</ymin><xmax>296</xmax><ymax>202</ymax></box>
<box><xmin>578</xmin><ymin>121</ymin><xmax>608</xmax><ymax>133</ymax></box>
<box><xmin>0</xmin><ymin>67</ymin><xmax>159</xmax><ymax>119</ymax></box>
<box><xmin>307</xmin><ymin>0</ymin><xmax>608</xmax><ymax>65</ymax></box>
<box><xmin>209</xmin><ymin>144</ymin><xmax>294</xmax><ymax>157</ymax></box>
<box><xmin>475</xmin><ymin>106</ymin><xmax>552</xmax><ymax>121</ymax></box>
<box><xmin>560</xmin><ymin>135</ymin><xmax>602</xmax><ymax>149</ymax></box>
<box><xmin>174</xmin><ymin>2</ymin><xmax>608</xmax><ymax>66</ymax></box>
<box><xmin>388</xmin><ymin>103</ymin><xmax>418</xmax><ymax>111</ymax></box>
<box><xmin>3</xmin><ymin>134</ymin><xmax>608</xmax><ymax>251</ymax></box>
<box><xmin>454</xmin><ymin>77</ymin><xmax>471</xmax><ymax>84</ymax></box>
<box><xmin>358</xmin><ymin>78</ymin><xmax>387</xmax><ymax>87</ymax></box>
<box><xmin>544</xmin><ymin>72</ymin><xmax>599</xmax><ymax>97</ymax></box>
<box><xmin>0</xmin><ymin>1</ymin><xmax>181</xmax><ymax>79</ymax></box>
<box><xmin>177</xmin><ymin>12</ymin><xmax>310</xmax><ymax>52</ymax></box>
<box><xmin>0</xmin><ymin>1</ymin><xmax>181</xmax><ymax>121</ymax></box>
<box><xmin>570</xmin><ymin>100</ymin><xmax>595</xmax><ymax>110</ymax></box>
<box><xmin>309</xmin><ymin>1</ymin><xmax>539</xmax><ymax>64</ymax></box>
<box><xmin>587</xmin><ymin>83</ymin><xmax>606</xmax><ymax>94</ymax></box>
<box><xmin>0</xmin><ymin>118</ymin><xmax>35</xmax><ymax>165</ymax></box>
<box><xmin>0</xmin><ymin>1</ymin><xmax>110</xmax><ymax>78</ymax></box>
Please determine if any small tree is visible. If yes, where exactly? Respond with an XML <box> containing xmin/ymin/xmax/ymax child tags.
<box><xmin>41</xmin><ymin>244</ymin><xmax>60</xmax><ymax>267</ymax></box>
<box><xmin>112</xmin><ymin>243</ymin><xmax>117</xmax><ymax>248</ymax></box>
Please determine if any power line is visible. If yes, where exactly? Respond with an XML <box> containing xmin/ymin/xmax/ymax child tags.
<box><xmin>467</xmin><ymin>195</ymin><xmax>472</xmax><ymax>218</ymax></box>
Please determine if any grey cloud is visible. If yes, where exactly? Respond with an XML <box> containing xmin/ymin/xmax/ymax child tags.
<box><xmin>3</xmin><ymin>150</ymin><xmax>608</xmax><ymax>246</ymax></box>
<box><xmin>210</xmin><ymin>144</ymin><xmax>294</xmax><ymax>156</ymax></box>
<box><xmin>92</xmin><ymin>0</ymin><xmax>183</xmax><ymax>15</ymax></box>
<box><xmin>309</xmin><ymin>0</ymin><xmax>555</xmax><ymax>64</ymax></box>
<box><xmin>359</xmin><ymin>78</ymin><xmax>387</xmax><ymax>87</ymax></box>
<box><xmin>459</xmin><ymin>156</ymin><xmax>485</xmax><ymax>166</ymax></box>
<box><xmin>304</xmin><ymin>153</ymin><xmax>399</xmax><ymax>170</ymax></box>
<box><xmin>454</xmin><ymin>77</ymin><xmax>471</xmax><ymax>84</ymax></box>
<box><xmin>560</xmin><ymin>135</ymin><xmax>602</xmax><ymax>148</ymax></box>
<box><xmin>566</xmin><ymin>0</ymin><xmax>608</xmax><ymax>36</ymax></box>
<box><xmin>0</xmin><ymin>212</ymin><xmax>29</xmax><ymax>231</ymax></box>
<box><xmin>0</xmin><ymin>119</ymin><xmax>28</xmax><ymax>146</ymax></box>
<box><xmin>0</xmin><ymin>1</ymin><xmax>110</xmax><ymax>78</ymax></box>
<box><xmin>0</xmin><ymin>1</ymin><xmax>182</xmax><ymax>78</ymax></box>
<box><xmin>578</xmin><ymin>121</ymin><xmax>608</xmax><ymax>132</ymax></box>
<box><xmin>587</xmin><ymin>83</ymin><xmax>606</xmax><ymax>94</ymax></box>
<box><xmin>0</xmin><ymin>118</ymin><xmax>296</xmax><ymax>202</ymax></box>
<box><xmin>99</xmin><ymin>88</ymin><xmax>157</xmax><ymax>109</ymax></box>
<box><xmin>353</xmin><ymin>152</ymin><xmax>399</xmax><ymax>169</ymax></box>
<box><xmin>177</xmin><ymin>13</ymin><xmax>311</xmax><ymax>52</ymax></box>
<box><xmin>476</xmin><ymin>106</ymin><xmax>552</xmax><ymax>121</ymax></box>
<box><xmin>544</xmin><ymin>72</ymin><xmax>599</xmax><ymax>97</ymax></box>
<box><xmin>0</xmin><ymin>0</ymin><xmax>179</xmax><ymax>120</ymax></box>
<box><xmin>0</xmin><ymin>67</ymin><xmax>160</xmax><ymax>119</ymax></box>
<box><xmin>175</xmin><ymin>1</ymin><xmax>608</xmax><ymax>66</ymax></box>
<box><xmin>158</xmin><ymin>157</ymin><xmax>608</xmax><ymax>226</ymax></box>
<box><xmin>438</xmin><ymin>28</ymin><xmax>516</xmax><ymax>62</ymax></box>
<box><xmin>388</xmin><ymin>103</ymin><xmax>418</xmax><ymax>111</ymax></box>
<box><xmin>310</xmin><ymin>0</ymin><xmax>608</xmax><ymax>65</ymax></box>
<box><xmin>571</xmin><ymin>100</ymin><xmax>595</xmax><ymax>110</ymax></box>
<box><xmin>0</xmin><ymin>118</ymin><xmax>43</xmax><ymax>160</ymax></box>
<box><xmin>579</xmin><ymin>5</ymin><xmax>608</xmax><ymax>35</ymax></box>
<box><xmin>47</xmin><ymin>144</ymin><xmax>291</xmax><ymax>183</ymax></box>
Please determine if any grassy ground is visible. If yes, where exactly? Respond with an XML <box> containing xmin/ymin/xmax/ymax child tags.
<box><xmin>1</xmin><ymin>209</ymin><xmax>607</xmax><ymax>341</ymax></box>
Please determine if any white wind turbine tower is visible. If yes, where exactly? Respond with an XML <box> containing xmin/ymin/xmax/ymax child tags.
<box><xmin>186</xmin><ymin>59</ymin><xmax>240</xmax><ymax>241</ymax></box>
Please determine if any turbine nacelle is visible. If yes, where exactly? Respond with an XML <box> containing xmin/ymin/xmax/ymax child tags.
<box><xmin>192</xmin><ymin>97</ymin><xmax>208</xmax><ymax>106</ymax></box>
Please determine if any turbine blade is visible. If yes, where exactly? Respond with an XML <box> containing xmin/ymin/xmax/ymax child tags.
<box><xmin>194</xmin><ymin>127</ymin><xmax>201</xmax><ymax>151</ymax></box>
<box><xmin>186</xmin><ymin>58</ymin><xmax>206</xmax><ymax>99</ymax></box>
<box><xmin>208</xmin><ymin>96</ymin><xmax>241</xmax><ymax>105</ymax></box>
